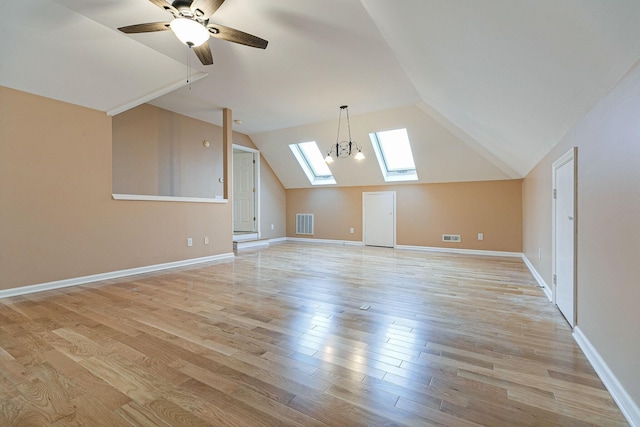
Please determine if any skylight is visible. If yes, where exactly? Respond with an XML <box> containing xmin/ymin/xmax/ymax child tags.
<box><xmin>369</xmin><ymin>128</ymin><xmax>418</xmax><ymax>182</ymax></box>
<box><xmin>289</xmin><ymin>141</ymin><xmax>337</xmax><ymax>185</ymax></box>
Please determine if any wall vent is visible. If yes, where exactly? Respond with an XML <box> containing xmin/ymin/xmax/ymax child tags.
<box><xmin>296</xmin><ymin>213</ymin><xmax>314</xmax><ymax>235</ymax></box>
<box><xmin>442</xmin><ymin>234</ymin><xmax>461</xmax><ymax>242</ymax></box>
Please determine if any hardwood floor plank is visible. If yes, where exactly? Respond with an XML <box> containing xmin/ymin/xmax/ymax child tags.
<box><xmin>0</xmin><ymin>243</ymin><xmax>629</xmax><ymax>426</ymax></box>
<box><xmin>0</xmin><ymin>395</ymin><xmax>51</xmax><ymax>426</ymax></box>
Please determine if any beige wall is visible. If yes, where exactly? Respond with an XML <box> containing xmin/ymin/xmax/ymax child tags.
<box><xmin>113</xmin><ymin>104</ymin><xmax>224</xmax><ymax>198</ymax></box>
<box><xmin>0</xmin><ymin>87</ymin><xmax>285</xmax><ymax>291</ymax></box>
<box><xmin>523</xmin><ymin>62</ymin><xmax>640</xmax><ymax>405</ymax></box>
<box><xmin>287</xmin><ymin>180</ymin><xmax>523</xmax><ymax>252</ymax></box>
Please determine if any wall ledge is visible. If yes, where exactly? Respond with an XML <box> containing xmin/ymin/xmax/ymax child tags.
<box><xmin>0</xmin><ymin>253</ymin><xmax>234</xmax><ymax>300</ymax></box>
<box><xmin>574</xmin><ymin>326</ymin><xmax>640</xmax><ymax>427</ymax></box>
<box><xmin>112</xmin><ymin>194</ymin><xmax>228</xmax><ymax>203</ymax></box>
<box><xmin>522</xmin><ymin>254</ymin><xmax>553</xmax><ymax>301</ymax></box>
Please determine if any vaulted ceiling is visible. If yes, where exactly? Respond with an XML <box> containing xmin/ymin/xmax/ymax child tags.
<box><xmin>3</xmin><ymin>0</ymin><xmax>640</xmax><ymax>188</ymax></box>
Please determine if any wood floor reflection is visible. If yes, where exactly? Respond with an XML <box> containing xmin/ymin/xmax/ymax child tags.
<box><xmin>0</xmin><ymin>242</ymin><xmax>628</xmax><ymax>426</ymax></box>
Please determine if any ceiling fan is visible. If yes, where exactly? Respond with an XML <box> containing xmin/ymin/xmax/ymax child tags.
<box><xmin>118</xmin><ymin>0</ymin><xmax>268</xmax><ymax>66</ymax></box>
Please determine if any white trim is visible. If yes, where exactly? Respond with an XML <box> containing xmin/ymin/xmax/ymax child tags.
<box><xmin>234</xmin><ymin>240</ymin><xmax>269</xmax><ymax>250</ymax></box>
<box><xmin>0</xmin><ymin>253</ymin><xmax>234</xmax><ymax>300</ymax></box>
<box><xmin>573</xmin><ymin>326</ymin><xmax>640</xmax><ymax>427</ymax></box>
<box><xmin>112</xmin><ymin>194</ymin><xmax>228</xmax><ymax>204</ymax></box>
<box><xmin>396</xmin><ymin>245</ymin><xmax>522</xmax><ymax>258</ymax></box>
<box><xmin>233</xmin><ymin>233</ymin><xmax>259</xmax><ymax>242</ymax></box>
<box><xmin>522</xmin><ymin>254</ymin><xmax>553</xmax><ymax>301</ymax></box>
<box><xmin>106</xmin><ymin>73</ymin><xmax>207</xmax><ymax>116</ymax></box>
<box><xmin>286</xmin><ymin>237</ymin><xmax>364</xmax><ymax>246</ymax></box>
<box><xmin>268</xmin><ymin>237</ymin><xmax>287</xmax><ymax>244</ymax></box>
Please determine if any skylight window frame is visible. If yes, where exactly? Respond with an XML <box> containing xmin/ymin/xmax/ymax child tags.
<box><xmin>369</xmin><ymin>128</ymin><xmax>418</xmax><ymax>182</ymax></box>
<box><xmin>289</xmin><ymin>141</ymin><xmax>337</xmax><ymax>186</ymax></box>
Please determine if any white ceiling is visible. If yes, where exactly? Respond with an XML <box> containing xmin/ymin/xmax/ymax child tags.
<box><xmin>3</xmin><ymin>0</ymin><xmax>640</xmax><ymax>188</ymax></box>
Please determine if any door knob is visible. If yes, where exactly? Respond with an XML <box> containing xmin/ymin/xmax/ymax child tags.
<box><xmin>568</xmin><ymin>216</ymin><xmax>574</xmax><ymax>221</ymax></box>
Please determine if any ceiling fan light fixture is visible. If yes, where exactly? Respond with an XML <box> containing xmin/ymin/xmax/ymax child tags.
<box><xmin>170</xmin><ymin>18</ymin><xmax>209</xmax><ymax>47</ymax></box>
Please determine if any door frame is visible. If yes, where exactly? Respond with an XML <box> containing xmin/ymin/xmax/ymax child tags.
<box><xmin>552</xmin><ymin>146</ymin><xmax>578</xmax><ymax>327</ymax></box>
<box><xmin>232</xmin><ymin>144</ymin><xmax>260</xmax><ymax>238</ymax></box>
<box><xmin>362</xmin><ymin>191</ymin><xmax>396</xmax><ymax>248</ymax></box>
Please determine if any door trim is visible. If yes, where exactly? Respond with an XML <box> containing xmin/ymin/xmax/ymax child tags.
<box><xmin>552</xmin><ymin>146</ymin><xmax>578</xmax><ymax>327</ymax></box>
<box><xmin>232</xmin><ymin>144</ymin><xmax>260</xmax><ymax>238</ymax></box>
<box><xmin>362</xmin><ymin>191</ymin><xmax>396</xmax><ymax>248</ymax></box>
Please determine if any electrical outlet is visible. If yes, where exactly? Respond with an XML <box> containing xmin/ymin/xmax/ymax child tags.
<box><xmin>204</xmin><ymin>236</ymin><xmax>209</xmax><ymax>245</ymax></box>
<box><xmin>350</xmin><ymin>227</ymin><xmax>355</xmax><ymax>234</ymax></box>
<box><xmin>477</xmin><ymin>233</ymin><xmax>484</xmax><ymax>241</ymax></box>
<box><xmin>187</xmin><ymin>238</ymin><xmax>193</xmax><ymax>247</ymax></box>
<box><xmin>271</xmin><ymin>224</ymin><xmax>275</xmax><ymax>230</ymax></box>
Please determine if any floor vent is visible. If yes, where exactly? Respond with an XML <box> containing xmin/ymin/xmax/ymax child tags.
<box><xmin>442</xmin><ymin>234</ymin><xmax>461</xmax><ymax>242</ymax></box>
<box><xmin>296</xmin><ymin>213</ymin><xmax>314</xmax><ymax>235</ymax></box>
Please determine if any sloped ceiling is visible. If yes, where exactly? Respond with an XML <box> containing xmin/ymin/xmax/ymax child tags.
<box><xmin>2</xmin><ymin>0</ymin><xmax>640</xmax><ymax>188</ymax></box>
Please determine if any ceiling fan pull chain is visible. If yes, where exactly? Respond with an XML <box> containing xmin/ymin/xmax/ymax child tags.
<box><xmin>187</xmin><ymin>49</ymin><xmax>192</xmax><ymax>89</ymax></box>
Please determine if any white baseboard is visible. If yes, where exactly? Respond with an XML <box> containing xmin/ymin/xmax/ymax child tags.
<box><xmin>234</xmin><ymin>240</ymin><xmax>269</xmax><ymax>250</ymax></box>
<box><xmin>521</xmin><ymin>254</ymin><xmax>552</xmax><ymax>301</ymax></box>
<box><xmin>232</xmin><ymin>233</ymin><xmax>259</xmax><ymax>242</ymax></box>
<box><xmin>268</xmin><ymin>237</ymin><xmax>287</xmax><ymax>244</ymax></box>
<box><xmin>0</xmin><ymin>253</ymin><xmax>234</xmax><ymax>300</ymax></box>
<box><xmin>396</xmin><ymin>245</ymin><xmax>522</xmax><ymax>258</ymax></box>
<box><xmin>286</xmin><ymin>237</ymin><xmax>364</xmax><ymax>246</ymax></box>
<box><xmin>573</xmin><ymin>326</ymin><xmax>639</xmax><ymax>427</ymax></box>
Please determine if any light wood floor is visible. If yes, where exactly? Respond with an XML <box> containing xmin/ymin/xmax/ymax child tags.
<box><xmin>0</xmin><ymin>242</ymin><xmax>628</xmax><ymax>426</ymax></box>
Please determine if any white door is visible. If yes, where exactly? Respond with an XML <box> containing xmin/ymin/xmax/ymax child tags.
<box><xmin>363</xmin><ymin>192</ymin><xmax>395</xmax><ymax>247</ymax></box>
<box><xmin>233</xmin><ymin>151</ymin><xmax>256</xmax><ymax>232</ymax></box>
<box><xmin>553</xmin><ymin>148</ymin><xmax>576</xmax><ymax>327</ymax></box>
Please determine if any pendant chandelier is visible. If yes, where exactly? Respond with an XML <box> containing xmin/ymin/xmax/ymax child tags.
<box><xmin>324</xmin><ymin>105</ymin><xmax>365</xmax><ymax>164</ymax></box>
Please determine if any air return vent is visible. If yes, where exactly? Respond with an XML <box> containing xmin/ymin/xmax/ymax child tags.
<box><xmin>296</xmin><ymin>213</ymin><xmax>314</xmax><ymax>235</ymax></box>
<box><xmin>442</xmin><ymin>234</ymin><xmax>461</xmax><ymax>242</ymax></box>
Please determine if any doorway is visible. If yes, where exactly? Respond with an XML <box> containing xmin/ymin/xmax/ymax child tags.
<box><xmin>363</xmin><ymin>191</ymin><xmax>396</xmax><ymax>248</ymax></box>
<box><xmin>233</xmin><ymin>145</ymin><xmax>260</xmax><ymax>236</ymax></box>
<box><xmin>552</xmin><ymin>147</ymin><xmax>577</xmax><ymax>327</ymax></box>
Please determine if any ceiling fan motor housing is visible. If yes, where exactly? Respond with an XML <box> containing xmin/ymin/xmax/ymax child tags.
<box><xmin>172</xmin><ymin>0</ymin><xmax>204</xmax><ymax>19</ymax></box>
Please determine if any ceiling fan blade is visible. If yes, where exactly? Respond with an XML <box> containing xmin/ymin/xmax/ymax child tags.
<box><xmin>148</xmin><ymin>0</ymin><xmax>179</xmax><ymax>16</ymax></box>
<box><xmin>191</xmin><ymin>0</ymin><xmax>225</xmax><ymax>20</ymax></box>
<box><xmin>206</xmin><ymin>23</ymin><xmax>268</xmax><ymax>49</ymax></box>
<box><xmin>193</xmin><ymin>42</ymin><xmax>214</xmax><ymax>65</ymax></box>
<box><xmin>118</xmin><ymin>22</ymin><xmax>171</xmax><ymax>34</ymax></box>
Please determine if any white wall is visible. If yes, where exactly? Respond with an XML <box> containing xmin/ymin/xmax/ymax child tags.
<box><xmin>523</xmin><ymin>61</ymin><xmax>640</xmax><ymax>423</ymax></box>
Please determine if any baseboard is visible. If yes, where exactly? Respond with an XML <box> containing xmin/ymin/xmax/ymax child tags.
<box><xmin>234</xmin><ymin>240</ymin><xmax>270</xmax><ymax>250</ymax></box>
<box><xmin>573</xmin><ymin>326</ymin><xmax>640</xmax><ymax>427</ymax></box>
<box><xmin>521</xmin><ymin>254</ymin><xmax>552</xmax><ymax>301</ymax></box>
<box><xmin>0</xmin><ymin>253</ymin><xmax>235</xmax><ymax>300</ymax></box>
<box><xmin>268</xmin><ymin>237</ymin><xmax>287</xmax><ymax>244</ymax></box>
<box><xmin>286</xmin><ymin>237</ymin><xmax>364</xmax><ymax>246</ymax></box>
<box><xmin>396</xmin><ymin>245</ymin><xmax>522</xmax><ymax>258</ymax></box>
<box><xmin>233</xmin><ymin>233</ymin><xmax>259</xmax><ymax>242</ymax></box>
